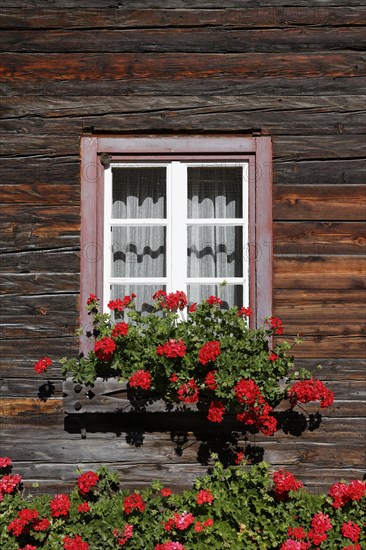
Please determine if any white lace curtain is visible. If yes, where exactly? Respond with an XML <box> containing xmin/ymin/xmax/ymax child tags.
<box><xmin>111</xmin><ymin>166</ymin><xmax>243</xmax><ymax>312</ymax></box>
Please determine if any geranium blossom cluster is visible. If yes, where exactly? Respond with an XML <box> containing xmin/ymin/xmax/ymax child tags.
<box><xmin>289</xmin><ymin>379</ymin><xmax>334</xmax><ymax>409</ymax></box>
<box><xmin>113</xmin><ymin>524</ymin><xmax>134</xmax><ymax>546</ymax></box>
<box><xmin>33</xmin><ymin>355</ymin><xmax>52</xmax><ymax>374</ymax></box>
<box><xmin>63</xmin><ymin>534</ymin><xmax>89</xmax><ymax>550</ymax></box>
<box><xmin>123</xmin><ymin>493</ymin><xmax>145</xmax><ymax>515</ymax></box>
<box><xmin>108</xmin><ymin>294</ymin><xmax>136</xmax><ymax>311</ymax></box>
<box><xmin>156</xmin><ymin>339</ymin><xmax>187</xmax><ymax>358</ymax></box>
<box><xmin>283</xmin><ymin>513</ymin><xmax>362</xmax><ymax>549</ymax></box>
<box><xmin>94</xmin><ymin>336</ymin><xmax>116</xmax><ymax>361</ymax></box>
<box><xmin>198</xmin><ymin>341</ymin><xmax>221</xmax><ymax>365</ymax></box>
<box><xmin>328</xmin><ymin>479</ymin><xmax>366</xmax><ymax>508</ymax></box>
<box><xmin>129</xmin><ymin>369</ymin><xmax>152</xmax><ymax>390</ymax></box>
<box><xmin>273</xmin><ymin>469</ymin><xmax>303</xmax><ymax>500</ymax></box>
<box><xmin>50</xmin><ymin>493</ymin><xmax>71</xmax><ymax>517</ymax></box>
<box><xmin>77</xmin><ymin>471</ymin><xmax>99</xmax><ymax>495</ymax></box>
<box><xmin>234</xmin><ymin>378</ymin><xmax>277</xmax><ymax>435</ymax></box>
<box><xmin>153</xmin><ymin>290</ymin><xmax>188</xmax><ymax>311</ymax></box>
<box><xmin>58</xmin><ymin>290</ymin><xmax>335</xmax><ymax>432</ymax></box>
<box><xmin>8</xmin><ymin>508</ymin><xmax>50</xmax><ymax>537</ymax></box>
<box><xmin>0</xmin><ymin>472</ymin><xmax>22</xmax><ymax>502</ymax></box>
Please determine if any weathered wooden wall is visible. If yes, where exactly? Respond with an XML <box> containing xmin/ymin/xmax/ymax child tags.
<box><xmin>0</xmin><ymin>1</ymin><xmax>365</xmax><ymax>494</ymax></box>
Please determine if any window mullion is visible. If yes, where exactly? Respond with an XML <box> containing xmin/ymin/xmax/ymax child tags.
<box><xmin>170</xmin><ymin>162</ymin><xmax>187</xmax><ymax>294</ymax></box>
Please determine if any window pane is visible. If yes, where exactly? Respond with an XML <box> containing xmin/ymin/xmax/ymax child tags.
<box><xmin>187</xmin><ymin>166</ymin><xmax>243</xmax><ymax>219</ymax></box>
<box><xmin>187</xmin><ymin>226</ymin><xmax>243</xmax><ymax>278</ymax></box>
<box><xmin>111</xmin><ymin>226</ymin><xmax>166</xmax><ymax>277</ymax></box>
<box><xmin>187</xmin><ymin>284</ymin><xmax>244</xmax><ymax>309</ymax></box>
<box><xmin>112</xmin><ymin>167</ymin><xmax>166</xmax><ymax>218</ymax></box>
<box><xmin>110</xmin><ymin>285</ymin><xmax>166</xmax><ymax>319</ymax></box>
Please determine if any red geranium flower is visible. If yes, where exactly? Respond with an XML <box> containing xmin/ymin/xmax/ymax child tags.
<box><xmin>206</xmin><ymin>296</ymin><xmax>222</xmax><ymax>306</ymax></box>
<box><xmin>161</xmin><ymin>488</ymin><xmax>172</xmax><ymax>497</ymax></box>
<box><xmin>33</xmin><ymin>356</ymin><xmax>52</xmax><ymax>374</ymax></box>
<box><xmin>207</xmin><ymin>401</ymin><xmax>225</xmax><ymax>423</ymax></box>
<box><xmin>87</xmin><ymin>293</ymin><xmax>98</xmax><ymax>305</ymax></box>
<box><xmin>156</xmin><ymin>339</ymin><xmax>186</xmax><ymax>359</ymax></box>
<box><xmin>94</xmin><ymin>337</ymin><xmax>116</xmax><ymax>361</ymax></box>
<box><xmin>78</xmin><ymin>502</ymin><xmax>90</xmax><ymax>513</ymax></box>
<box><xmin>123</xmin><ymin>493</ymin><xmax>145</xmax><ymax>515</ymax></box>
<box><xmin>265</xmin><ymin>316</ymin><xmax>283</xmax><ymax>335</ymax></box>
<box><xmin>0</xmin><ymin>456</ymin><xmax>11</xmax><ymax>469</ymax></box>
<box><xmin>33</xmin><ymin>518</ymin><xmax>51</xmax><ymax>531</ymax></box>
<box><xmin>342</xmin><ymin>521</ymin><xmax>361</xmax><ymax>542</ymax></box>
<box><xmin>269</xmin><ymin>352</ymin><xmax>280</xmax><ymax>361</ymax></box>
<box><xmin>273</xmin><ymin>470</ymin><xmax>303</xmax><ymax>500</ymax></box>
<box><xmin>77</xmin><ymin>471</ymin><xmax>99</xmax><ymax>495</ymax></box>
<box><xmin>50</xmin><ymin>494</ymin><xmax>71</xmax><ymax>518</ymax></box>
<box><xmin>177</xmin><ymin>379</ymin><xmax>199</xmax><ymax>404</ymax></box>
<box><xmin>63</xmin><ymin>534</ymin><xmax>89</xmax><ymax>550</ymax></box>
<box><xmin>196</xmin><ymin>489</ymin><xmax>214</xmax><ymax>505</ymax></box>
<box><xmin>112</xmin><ymin>322</ymin><xmax>129</xmax><ymax>338</ymax></box>
<box><xmin>166</xmin><ymin>291</ymin><xmax>188</xmax><ymax>311</ymax></box>
<box><xmin>311</xmin><ymin>512</ymin><xmax>332</xmax><ymax>534</ymax></box>
<box><xmin>129</xmin><ymin>370</ymin><xmax>152</xmax><ymax>391</ymax></box>
<box><xmin>288</xmin><ymin>379</ymin><xmax>334</xmax><ymax>409</ymax></box>
<box><xmin>198</xmin><ymin>341</ymin><xmax>221</xmax><ymax>365</ymax></box>
<box><xmin>188</xmin><ymin>302</ymin><xmax>197</xmax><ymax>313</ymax></box>
<box><xmin>237</xmin><ymin>307</ymin><xmax>252</xmax><ymax>317</ymax></box>
<box><xmin>205</xmin><ymin>370</ymin><xmax>218</xmax><ymax>390</ymax></box>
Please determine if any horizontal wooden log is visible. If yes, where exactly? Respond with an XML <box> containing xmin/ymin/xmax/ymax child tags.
<box><xmin>274</xmin><ymin>185</ymin><xmax>366</xmax><ymax>221</ymax></box>
<box><xmin>1</xmin><ymin>27</ymin><xmax>365</xmax><ymax>54</ymax></box>
<box><xmin>0</xmin><ymin>319</ymin><xmax>79</xmax><ymax>341</ymax></box>
<box><xmin>0</xmin><ymin>156</ymin><xmax>79</xmax><ymax>185</ymax></box>
<box><xmin>274</xmin><ymin>256</ymin><xmax>366</xmax><ymax>289</ymax></box>
<box><xmin>0</xmin><ymin>273</ymin><xmax>80</xmax><ymax>296</ymax></box>
<box><xmin>2</xmin><ymin>110</ymin><xmax>365</xmax><ymax>137</ymax></box>
<box><xmin>277</xmin><ymin>335</ymin><xmax>365</xmax><ymax>358</ymax></box>
<box><xmin>274</xmin><ymin>159</ymin><xmax>366</xmax><ymax>185</ymax></box>
<box><xmin>0</xmin><ymin>53</ymin><xmax>364</xmax><ymax>81</ymax></box>
<box><xmin>0</xmin><ymin>249</ymin><xmax>79</xmax><ymax>273</ymax></box>
<box><xmin>2</xmin><ymin>430</ymin><xmax>364</xmax><ymax>468</ymax></box>
<box><xmin>2</xmin><ymin>183</ymin><xmax>79</xmax><ymax>205</ymax></box>
<box><xmin>0</xmin><ymin>204</ymin><xmax>79</xmax><ymax>225</ymax></box>
<box><xmin>0</xmin><ymin>222</ymin><xmax>80</xmax><ymax>251</ymax></box>
<box><xmin>2</xmin><ymin>76</ymin><xmax>366</xmax><ymax>100</ymax></box>
<box><xmin>0</xmin><ymin>293</ymin><xmax>79</xmax><ymax>316</ymax></box>
<box><xmin>0</xmin><ymin>154</ymin><xmax>363</xmax><ymax>188</ymax></box>
<box><xmin>4</xmin><ymin>94</ymin><xmax>365</xmax><ymax>119</ymax></box>
<box><xmin>0</xmin><ymin>1</ymin><xmax>363</xmax><ymax>8</ymax></box>
<box><xmin>1</xmin><ymin>134</ymin><xmax>364</xmax><ymax>161</ymax></box>
<box><xmin>274</xmin><ymin>222</ymin><xmax>366</xmax><ymax>255</ymax></box>
<box><xmin>1</xmin><ymin>7</ymin><xmax>364</xmax><ymax>30</ymax></box>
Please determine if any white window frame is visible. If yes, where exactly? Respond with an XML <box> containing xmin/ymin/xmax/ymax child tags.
<box><xmin>103</xmin><ymin>161</ymin><xmax>249</xmax><ymax>312</ymax></box>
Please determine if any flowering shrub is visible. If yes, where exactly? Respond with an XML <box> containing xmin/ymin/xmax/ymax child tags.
<box><xmin>0</xmin><ymin>456</ymin><xmax>364</xmax><ymax>549</ymax></box>
<box><xmin>39</xmin><ymin>290</ymin><xmax>334</xmax><ymax>435</ymax></box>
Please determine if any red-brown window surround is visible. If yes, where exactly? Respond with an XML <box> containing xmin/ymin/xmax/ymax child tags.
<box><xmin>80</xmin><ymin>135</ymin><xmax>272</xmax><ymax>343</ymax></box>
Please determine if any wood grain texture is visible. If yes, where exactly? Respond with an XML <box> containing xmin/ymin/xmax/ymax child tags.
<box><xmin>1</xmin><ymin>27</ymin><xmax>365</xmax><ymax>53</ymax></box>
<box><xmin>1</xmin><ymin>7</ymin><xmax>364</xmax><ymax>29</ymax></box>
<box><xmin>274</xmin><ymin>222</ymin><xmax>366</xmax><ymax>255</ymax></box>
<box><xmin>0</xmin><ymin>53</ymin><xmax>364</xmax><ymax>81</ymax></box>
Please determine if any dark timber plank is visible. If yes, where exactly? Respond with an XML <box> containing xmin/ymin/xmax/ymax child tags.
<box><xmin>274</xmin><ymin>222</ymin><xmax>366</xmax><ymax>255</ymax></box>
<box><xmin>274</xmin><ymin>185</ymin><xmax>366</xmax><ymax>221</ymax></box>
<box><xmin>1</xmin><ymin>7</ymin><xmax>364</xmax><ymax>30</ymax></box>
<box><xmin>0</xmin><ymin>53</ymin><xmax>364</xmax><ymax>81</ymax></box>
<box><xmin>1</xmin><ymin>27</ymin><xmax>365</xmax><ymax>54</ymax></box>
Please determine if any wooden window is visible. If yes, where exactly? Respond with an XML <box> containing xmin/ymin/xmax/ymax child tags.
<box><xmin>80</xmin><ymin>135</ymin><xmax>272</xmax><ymax>333</ymax></box>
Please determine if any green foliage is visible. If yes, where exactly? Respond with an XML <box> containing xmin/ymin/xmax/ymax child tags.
<box><xmin>1</xmin><ymin>459</ymin><xmax>365</xmax><ymax>550</ymax></box>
